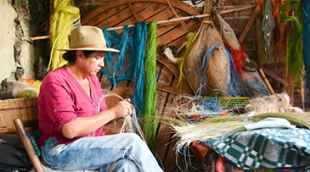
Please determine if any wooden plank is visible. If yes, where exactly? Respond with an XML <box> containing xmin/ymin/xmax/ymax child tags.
<box><xmin>238</xmin><ymin>5</ymin><xmax>261</xmax><ymax>43</ymax></box>
<box><xmin>256</xmin><ymin>17</ymin><xmax>266</xmax><ymax>66</ymax></box>
<box><xmin>262</xmin><ymin>67</ymin><xmax>288</xmax><ymax>86</ymax></box>
<box><xmin>155</xmin><ymin>63</ymin><xmax>167</xmax><ymax>117</ymax></box>
<box><xmin>85</xmin><ymin>5</ymin><xmax>128</xmax><ymax>26</ymax></box>
<box><xmin>157</xmin><ymin>54</ymin><xmax>179</xmax><ymax>77</ymax></box>
<box><xmin>145</xmin><ymin>6</ymin><xmax>180</xmax><ymax>23</ymax></box>
<box><xmin>113</xmin><ymin>3</ymin><xmax>167</xmax><ymax>30</ymax></box>
<box><xmin>128</xmin><ymin>3</ymin><xmax>141</xmax><ymax>22</ymax></box>
<box><xmin>159</xmin><ymin>78</ymin><xmax>179</xmax><ymax>172</ymax></box>
<box><xmin>138</xmin><ymin>3</ymin><xmax>168</xmax><ymax>21</ymax></box>
<box><xmin>157</xmin><ymin>83</ymin><xmax>183</xmax><ymax>95</ymax></box>
<box><xmin>158</xmin><ymin>19</ymin><xmax>200</xmax><ymax>46</ymax></box>
<box><xmin>166</xmin><ymin>26</ymin><xmax>199</xmax><ymax>48</ymax></box>
<box><xmin>156</xmin><ymin>11</ymin><xmax>186</xmax><ymax>36</ymax></box>
<box><xmin>96</xmin><ymin>3</ymin><xmax>153</xmax><ymax>28</ymax></box>
<box><xmin>155</xmin><ymin>65</ymin><xmax>175</xmax><ymax>163</ymax></box>
<box><xmin>82</xmin><ymin>0</ymin><xmax>199</xmax><ymax>24</ymax></box>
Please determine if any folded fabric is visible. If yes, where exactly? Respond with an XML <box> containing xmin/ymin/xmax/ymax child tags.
<box><xmin>202</xmin><ymin>128</ymin><xmax>310</xmax><ymax>170</ymax></box>
<box><xmin>244</xmin><ymin>117</ymin><xmax>296</xmax><ymax>131</ymax></box>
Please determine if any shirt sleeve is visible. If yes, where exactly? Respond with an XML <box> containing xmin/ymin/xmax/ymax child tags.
<box><xmin>41</xmin><ymin>77</ymin><xmax>77</xmax><ymax>128</ymax></box>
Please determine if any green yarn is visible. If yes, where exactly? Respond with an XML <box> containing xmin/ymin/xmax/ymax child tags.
<box><xmin>280</xmin><ymin>0</ymin><xmax>303</xmax><ymax>81</ymax></box>
<box><xmin>143</xmin><ymin>21</ymin><xmax>158</xmax><ymax>150</ymax></box>
<box><xmin>178</xmin><ymin>32</ymin><xmax>197</xmax><ymax>86</ymax></box>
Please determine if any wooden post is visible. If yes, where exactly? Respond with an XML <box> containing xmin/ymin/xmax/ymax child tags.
<box><xmin>256</xmin><ymin>17</ymin><xmax>266</xmax><ymax>66</ymax></box>
<box><xmin>259</xmin><ymin>68</ymin><xmax>275</xmax><ymax>95</ymax></box>
<box><xmin>239</xmin><ymin>5</ymin><xmax>261</xmax><ymax>43</ymax></box>
<box><xmin>14</xmin><ymin>118</ymin><xmax>44</xmax><ymax>172</ymax></box>
<box><xmin>204</xmin><ymin>0</ymin><xmax>212</xmax><ymax>15</ymax></box>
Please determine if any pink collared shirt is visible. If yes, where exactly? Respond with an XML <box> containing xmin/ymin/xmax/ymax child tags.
<box><xmin>37</xmin><ymin>66</ymin><xmax>107</xmax><ymax>146</ymax></box>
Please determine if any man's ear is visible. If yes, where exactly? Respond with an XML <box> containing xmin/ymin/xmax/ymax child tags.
<box><xmin>76</xmin><ymin>50</ymin><xmax>84</xmax><ymax>61</ymax></box>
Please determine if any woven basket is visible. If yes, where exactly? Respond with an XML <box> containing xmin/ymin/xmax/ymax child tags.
<box><xmin>0</xmin><ymin>98</ymin><xmax>38</xmax><ymax>133</ymax></box>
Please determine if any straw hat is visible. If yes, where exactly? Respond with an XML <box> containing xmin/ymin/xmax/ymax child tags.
<box><xmin>58</xmin><ymin>26</ymin><xmax>119</xmax><ymax>52</ymax></box>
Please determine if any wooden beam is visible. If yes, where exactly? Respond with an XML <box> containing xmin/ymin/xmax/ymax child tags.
<box><xmin>128</xmin><ymin>3</ymin><xmax>141</xmax><ymax>22</ymax></box>
<box><xmin>156</xmin><ymin>54</ymin><xmax>180</xmax><ymax>78</ymax></box>
<box><xmin>219</xmin><ymin>5</ymin><xmax>256</xmax><ymax>14</ymax></box>
<box><xmin>238</xmin><ymin>5</ymin><xmax>261</xmax><ymax>43</ymax></box>
<box><xmin>261</xmin><ymin>67</ymin><xmax>288</xmax><ymax>86</ymax></box>
<box><xmin>259</xmin><ymin>68</ymin><xmax>275</xmax><ymax>95</ymax></box>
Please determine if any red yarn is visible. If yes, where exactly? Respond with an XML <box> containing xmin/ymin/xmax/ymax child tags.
<box><xmin>224</xmin><ymin>41</ymin><xmax>246</xmax><ymax>75</ymax></box>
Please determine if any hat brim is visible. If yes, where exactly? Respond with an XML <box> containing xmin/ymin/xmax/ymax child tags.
<box><xmin>58</xmin><ymin>47</ymin><xmax>119</xmax><ymax>52</ymax></box>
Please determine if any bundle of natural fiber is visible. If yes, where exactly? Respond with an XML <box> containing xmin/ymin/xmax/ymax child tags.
<box><xmin>98</xmin><ymin>91</ymin><xmax>145</xmax><ymax>142</ymax></box>
<box><xmin>143</xmin><ymin>21</ymin><xmax>158</xmax><ymax>150</ymax></box>
<box><xmin>216</xmin><ymin>12</ymin><xmax>270</xmax><ymax>98</ymax></box>
<box><xmin>184</xmin><ymin>0</ymin><xmax>229</xmax><ymax>96</ymax></box>
<box><xmin>245</xmin><ymin>93</ymin><xmax>303</xmax><ymax>113</ymax></box>
<box><xmin>159</xmin><ymin>112</ymin><xmax>310</xmax><ymax>152</ymax></box>
<box><xmin>280</xmin><ymin>0</ymin><xmax>304</xmax><ymax>81</ymax></box>
<box><xmin>165</xmin><ymin>95</ymin><xmax>226</xmax><ymax>120</ymax></box>
<box><xmin>216</xmin><ymin>13</ymin><xmax>246</xmax><ymax>75</ymax></box>
<box><xmin>49</xmin><ymin>0</ymin><xmax>80</xmax><ymax>71</ymax></box>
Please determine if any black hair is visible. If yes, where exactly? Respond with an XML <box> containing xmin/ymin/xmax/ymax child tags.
<box><xmin>62</xmin><ymin>51</ymin><xmax>95</xmax><ymax>64</ymax></box>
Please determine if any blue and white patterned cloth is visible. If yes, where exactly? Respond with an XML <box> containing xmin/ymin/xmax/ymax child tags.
<box><xmin>202</xmin><ymin>128</ymin><xmax>310</xmax><ymax>170</ymax></box>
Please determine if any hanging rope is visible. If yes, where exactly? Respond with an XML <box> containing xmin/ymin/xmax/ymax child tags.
<box><xmin>49</xmin><ymin>0</ymin><xmax>80</xmax><ymax>71</ymax></box>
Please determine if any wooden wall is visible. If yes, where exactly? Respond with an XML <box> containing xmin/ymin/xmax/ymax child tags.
<box><xmin>77</xmin><ymin>0</ymin><xmax>258</xmax><ymax>57</ymax></box>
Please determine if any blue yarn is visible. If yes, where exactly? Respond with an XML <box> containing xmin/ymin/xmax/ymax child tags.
<box><xmin>302</xmin><ymin>0</ymin><xmax>310</xmax><ymax>88</ymax></box>
<box><xmin>131</xmin><ymin>22</ymin><xmax>148</xmax><ymax>118</ymax></box>
<box><xmin>190</xmin><ymin>44</ymin><xmax>241</xmax><ymax>97</ymax></box>
<box><xmin>101</xmin><ymin>22</ymin><xmax>148</xmax><ymax>118</ymax></box>
<box><xmin>203</xmin><ymin>99</ymin><xmax>221</xmax><ymax>112</ymax></box>
<box><xmin>101</xmin><ymin>25</ymin><xmax>133</xmax><ymax>86</ymax></box>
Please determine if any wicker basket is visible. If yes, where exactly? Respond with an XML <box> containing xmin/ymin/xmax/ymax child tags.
<box><xmin>0</xmin><ymin>98</ymin><xmax>38</xmax><ymax>133</ymax></box>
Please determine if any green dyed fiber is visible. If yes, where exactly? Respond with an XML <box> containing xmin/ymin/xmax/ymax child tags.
<box><xmin>178</xmin><ymin>32</ymin><xmax>197</xmax><ymax>86</ymax></box>
<box><xmin>143</xmin><ymin>21</ymin><xmax>158</xmax><ymax>150</ymax></box>
<box><xmin>280</xmin><ymin>0</ymin><xmax>303</xmax><ymax>81</ymax></box>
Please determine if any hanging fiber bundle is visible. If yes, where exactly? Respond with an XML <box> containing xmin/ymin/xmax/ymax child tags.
<box><xmin>280</xmin><ymin>0</ymin><xmax>303</xmax><ymax>81</ymax></box>
<box><xmin>215</xmin><ymin>11</ymin><xmax>270</xmax><ymax>98</ymax></box>
<box><xmin>262</xmin><ymin>0</ymin><xmax>275</xmax><ymax>61</ymax></box>
<box><xmin>131</xmin><ymin>22</ymin><xmax>148</xmax><ymax>117</ymax></box>
<box><xmin>184</xmin><ymin>1</ymin><xmax>230</xmax><ymax>96</ymax></box>
<box><xmin>301</xmin><ymin>0</ymin><xmax>310</xmax><ymax>89</ymax></box>
<box><xmin>178</xmin><ymin>32</ymin><xmax>197</xmax><ymax>86</ymax></box>
<box><xmin>245</xmin><ymin>93</ymin><xmax>303</xmax><ymax>113</ymax></box>
<box><xmin>102</xmin><ymin>22</ymin><xmax>148</xmax><ymax>118</ymax></box>
<box><xmin>143</xmin><ymin>21</ymin><xmax>158</xmax><ymax>150</ymax></box>
<box><xmin>49</xmin><ymin>0</ymin><xmax>80</xmax><ymax>71</ymax></box>
<box><xmin>102</xmin><ymin>25</ymin><xmax>132</xmax><ymax>87</ymax></box>
<box><xmin>216</xmin><ymin>13</ymin><xmax>246</xmax><ymax>75</ymax></box>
